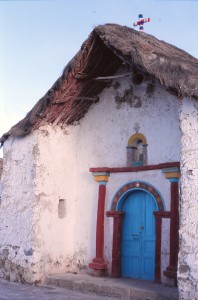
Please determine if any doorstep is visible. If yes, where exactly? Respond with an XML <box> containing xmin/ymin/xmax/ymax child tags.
<box><xmin>46</xmin><ymin>273</ymin><xmax>178</xmax><ymax>300</ymax></box>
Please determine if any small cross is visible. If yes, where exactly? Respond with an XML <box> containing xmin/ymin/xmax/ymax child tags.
<box><xmin>134</xmin><ymin>122</ymin><xmax>140</xmax><ymax>133</ymax></box>
<box><xmin>136</xmin><ymin>183</ymin><xmax>140</xmax><ymax>187</ymax></box>
<box><xmin>133</xmin><ymin>13</ymin><xmax>150</xmax><ymax>31</ymax></box>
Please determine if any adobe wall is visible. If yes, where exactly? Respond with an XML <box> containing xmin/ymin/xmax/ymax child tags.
<box><xmin>0</xmin><ymin>74</ymin><xmax>181</xmax><ymax>283</ymax></box>
<box><xmin>0</xmin><ymin>134</ymin><xmax>38</xmax><ymax>283</ymax></box>
<box><xmin>0</xmin><ymin>158</ymin><xmax>3</xmax><ymax>179</ymax></box>
<box><xmin>32</xmin><ymin>75</ymin><xmax>181</xmax><ymax>282</ymax></box>
<box><xmin>0</xmin><ymin>158</ymin><xmax>3</xmax><ymax>199</ymax></box>
<box><xmin>178</xmin><ymin>98</ymin><xmax>198</xmax><ymax>300</ymax></box>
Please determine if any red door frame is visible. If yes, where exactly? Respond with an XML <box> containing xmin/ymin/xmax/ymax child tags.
<box><xmin>89</xmin><ymin>162</ymin><xmax>180</xmax><ymax>281</ymax></box>
<box><xmin>106</xmin><ymin>180</ymin><xmax>165</xmax><ymax>282</ymax></box>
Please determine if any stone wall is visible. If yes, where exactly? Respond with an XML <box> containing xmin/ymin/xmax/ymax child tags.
<box><xmin>178</xmin><ymin>98</ymin><xmax>198</xmax><ymax>300</ymax></box>
<box><xmin>0</xmin><ymin>158</ymin><xmax>3</xmax><ymax>179</ymax></box>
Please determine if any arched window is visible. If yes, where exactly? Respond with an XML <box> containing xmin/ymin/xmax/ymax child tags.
<box><xmin>126</xmin><ymin>133</ymin><xmax>148</xmax><ymax>167</ymax></box>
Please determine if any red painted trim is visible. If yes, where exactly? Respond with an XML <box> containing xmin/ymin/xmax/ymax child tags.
<box><xmin>89</xmin><ymin>260</ymin><xmax>107</xmax><ymax>270</ymax></box>
<box><xmin>96</xmin><ymin>185</ymin><xmax>106</xmax><ymax>260</ymax></box>
<box><xmin>90</xmin><ymin>162</ymin><xmax>180</xmax><ymax>173</ymax></box>
<box><xmin>170</xmin><ymin>182</ymin><xmax>179</xmax><ymax>269</ymax></box>
<box><xmin>153</xmin><ymin>211</ymin><xmax>171</xmax><ymax>283</ymax></box>
<box><xmin>106</xmin><ymin>211</ymin><xmax>125</xmax><ymax>218</ymax></box>
<box><xmin>111</xmin><ymin>181</ymin><xmax>165</xmax><ymax>211</ymax></box>
<box><xmin>164</xmin><ymin>181</ymin><xmax>179</xmax><ymax>284</ymax></box>
<box><xmin>154</xmin><ymin>214</ymin><xmax>162</xmax><ymax>283</ymax></box>
<box><xmin>106</xmin><ymin>211</ymin><xmax>125</xmax><ymax>277</ymax></box>
<box><xmin>107</xmin><ymin>180</ymin><xmax>166</xmax><ymax>280</ymax></box>
<box><xmin>154</xmin><ymin>211</ymin><xmax>171</xmax><ymax>218</ymax></box>
<box><xmin>89</xmin><ymin>184</ymin><xmax>107</xmax><ymax>272</ymax></box>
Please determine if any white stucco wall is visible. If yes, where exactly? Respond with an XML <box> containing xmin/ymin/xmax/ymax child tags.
<box><xmin>0</xmin><ymin>76</ymin><xmax>181</xmax><ymax>283</ymax></box>
<box><xmin>0</xmin><ymin>134</ymin><xmax>37</xmax><ymax>282</ymax></box>
<box><xmin>178</xmin><ymin>98</ymin><xmax>198</xmax><ymax>300</ymax></box>
<box><xmin>0</xmin><ymin>158</ymin><xmax>3</xmax><ymax>198</ymax></box>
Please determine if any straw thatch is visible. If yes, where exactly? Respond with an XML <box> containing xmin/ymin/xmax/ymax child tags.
<box><xmin>1</xmin><ymin>24</ymin><xmax>198</xmax><ymax>146</ymax></box>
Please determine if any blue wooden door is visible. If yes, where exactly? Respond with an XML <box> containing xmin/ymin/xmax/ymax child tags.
<box><xmin>121</xmin><ymin>191</ymin><xmax>157</xmax><ymax>280</ymax></box>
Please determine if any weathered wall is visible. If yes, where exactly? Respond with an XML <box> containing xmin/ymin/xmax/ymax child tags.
<box><xmin>30</xmin><ymin>76</ymin><xmax>181</xmax><ymax>282</ymax></box>
<box><xmin>0</xmin><ymin>74</ymin><xmax>181</xmax><ymax>283</ymax></box>
<box><xmin>0</xmin><ymin>158</ymin><xmax>3</xmax><ymax>197</ymax></box>
<box><xmin>33</xmin><ymin>125</ymin><xmax>81</xmax><ymax>280</ymax></box>
<box><xmin>0</xmin><ymin>158</ymin><xmax>3</xmax><ymax>179</ymax></box>
<box><xmin>178</xmin><ymin>98</ymin><xmax>198</xmax><ymax>300</ymax></box>
<box><xmin>0</xmin><ymin>134</ymin><xmax>38</xmax><ymax>283</ymax></box>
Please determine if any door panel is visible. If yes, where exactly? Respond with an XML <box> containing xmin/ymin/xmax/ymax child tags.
<box><xmin>121</xmin><ymin>190</ymin><xmax>157</xmax><ymax>280</ymax></box>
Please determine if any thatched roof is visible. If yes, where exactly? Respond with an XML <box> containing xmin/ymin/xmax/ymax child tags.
<box><xmin>1</xmin><ymin>24</ymin><xmax>198</xmax><ymax>145</ymax></box>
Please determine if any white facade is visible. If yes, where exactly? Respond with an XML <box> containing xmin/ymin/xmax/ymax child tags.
<box><xmin>0</xmin><ymin>158</ymin><xmax>3</xmax><ymax>195</ymax></box>
<box><xmin>0</xmin><ymin>77</ymin><xmax>181</xmax><ymax>284</ymax></box>
<box><xmin>178</xmin><ymin>98</ymin><xmax>198</xmax><ymax>300</ymax></box>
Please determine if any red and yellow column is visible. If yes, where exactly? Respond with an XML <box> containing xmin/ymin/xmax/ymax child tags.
<box><xmin>163</xmin><ymin>168</ymin><xmax>180</xmax><ymax>283</ymax></box>
<box><xmin>89</xmin><ymin>172</ymin><xmax>110</xmax><ymax>276</ymax></box>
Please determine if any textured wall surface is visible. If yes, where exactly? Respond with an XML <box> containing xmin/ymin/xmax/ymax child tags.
<box><xmin>0</xmin><ymin>133</ymin><xmax>38</xmax><ymax>283</ymax></box>
<box><xmin>0</xmin><ymin>158</ymin><xmax>3</xmax><ymax>179</ymax></box>
<box><xmin>0</xmin><ymin>74</ymin><xmax>181</xmax><ymax>283</ymax></box>
<box><xmin>0</xmin><ymin>158</ymin><xmax>3</xmax><ymax>196</ymax></box>
<box><xmin>178</xmin><ymin>98</ymin><xmax>198</xmax><ymax>300</ymax></box>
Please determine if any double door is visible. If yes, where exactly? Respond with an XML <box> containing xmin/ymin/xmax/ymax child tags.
<box><xmin>121</xmin><ymin>191</ymin><xmax>157</xmax><ymax>280</ymax></box>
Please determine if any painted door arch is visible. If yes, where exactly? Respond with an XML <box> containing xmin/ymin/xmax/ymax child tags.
<box><xmin>121</xmin><ymin>190</ymin><xmax>157</xmax><ymax>280</ymax></box>
<box><xmin>107</xmin><ymin>180</ymin><xmax>165</xmax><ymax>280</ymax></box>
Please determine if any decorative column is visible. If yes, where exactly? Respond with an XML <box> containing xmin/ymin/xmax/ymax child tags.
<box><xmin>162</xmin><ymin>168</ymin><xmax>180</xmax><ymax>283</ymax></box>
<box><xmin>153</xmin><ymin>211</ymin><xmax>171</xmax><ymax>283</ymax></box>
<box><xmin>153</xmin><ymin>212</ymin><xmax>162</xmax><ymax>283</ymax></box>
<box><xmin>89</xmin><ymin>172</ymin><xmax>110</xmax><ymax>276</ymax></box>
<box><xmin>106</xmin><ymin>211</ymin><xmax>125</xmax><ymax>277</ymax></box>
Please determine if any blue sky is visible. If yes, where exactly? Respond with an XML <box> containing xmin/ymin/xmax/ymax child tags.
<box><xmin>0</xmin><ymin>0</ymin><xmax>198</xmax><ymax>157</ymax></box>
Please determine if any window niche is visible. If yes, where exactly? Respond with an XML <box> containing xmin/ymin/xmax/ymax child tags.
<box><xmin>126</xmin><ymin>133</ymin><xmax>148</xmax><ymax>167</ymax></box>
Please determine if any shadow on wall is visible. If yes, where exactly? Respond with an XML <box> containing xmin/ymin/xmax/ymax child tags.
<box><xmin>0</xmin><ymin>158</ymin><xmax>3</xmax><ymax>177</ymax></box>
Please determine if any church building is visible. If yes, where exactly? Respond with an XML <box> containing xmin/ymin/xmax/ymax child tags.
<box><xmin>0</xmin><ymin>24</ymin><xmax>197</xmax><ymax>300</ymax></box>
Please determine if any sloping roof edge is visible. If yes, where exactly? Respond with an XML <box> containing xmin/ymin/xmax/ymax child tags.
<box><xmin>1</xmin><ymin>24</ymin><xmax>198</xmax><ymax>146</ymax></box>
